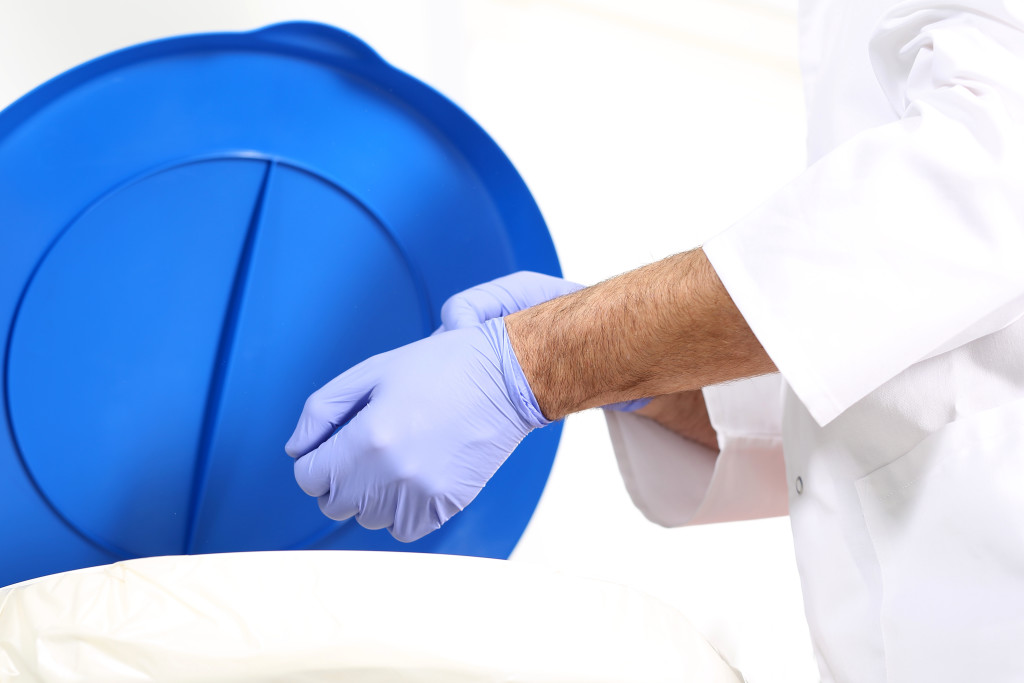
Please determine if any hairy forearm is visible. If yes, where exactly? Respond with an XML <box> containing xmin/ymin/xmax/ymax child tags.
<box><xmin>504</xmin><ymin>248</ymin><xmax>775</xmax><ymax>420</ymax></box>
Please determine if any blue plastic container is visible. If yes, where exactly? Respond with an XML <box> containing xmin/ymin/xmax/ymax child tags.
<box><xmin>0</xmin><ymin>22</ymin><xmax>563</xmax><ymax>587</ymax></box>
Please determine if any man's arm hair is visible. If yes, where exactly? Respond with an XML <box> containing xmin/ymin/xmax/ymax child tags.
<box><xmin>505</xmin><ymin>248</ymin><xmax>775</xmax><ymax>421</ymax></box>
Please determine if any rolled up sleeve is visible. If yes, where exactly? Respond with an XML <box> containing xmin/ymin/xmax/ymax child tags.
<box><xmin>605</xmin><ymin>374</ymin><xmax>788</xmax><ymax>527</ymax></box>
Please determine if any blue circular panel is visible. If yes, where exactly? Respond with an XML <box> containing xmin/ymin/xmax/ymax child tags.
<box><xmin>0</xmin><ymin>23</ymin><xmax>563</xmax><ymax>587</ymax></box>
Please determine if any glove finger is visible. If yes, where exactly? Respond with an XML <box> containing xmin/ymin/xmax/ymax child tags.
<box><xmin>352</xmin><ymin>435</ymin><xmax>416</xmax><ymax>533</ymax></box>
<box><xmin>293</xmin><ymin>446</ymin><xmax>333</xmax><ymax>498</ymax></box>
<box><xmin>284</xmin><ymin>360</ymin><xmax>376</xmax><ymax>458</ymax></box>
<box><xmin>540</xmin><ymin>280</ymin><xmax>585</xmax><ymax>300</ymax></box>
<box><xmin>490</xmin><ymin>271</ymin><xmax>583</xmax><ymax>301</ymax></box>
<box><xmin>389</xmin><ymin>521</ymin><xmax>436</xmax><ymax>543</ymax></box>
<box><xmin>388</xmin><ymin>482</ymin><xmax>466</xmax><ymax>543</ymax></box>
<box><xmin>310</xmin><ymin>410</ymin><xmax>390</xmax><ymax>526</ymax></box>
<box><xmin>354</xmin><ymin>498</ymin><xmax>394</xmax><ymax>531</ymax></box>
<box><xmin>388</xmin><ymin>493</ymin><xmax>440</xmax><ymax>543</ymax></box>
<box><xmin>295</xmin><ymin>431</ymin><xmax>360</xmax><ymax>523</ymax></box>
<box><xmin>440</xmin><ymin>287</ymin><xmax>505</xmax><ymax>330</ymax></box>
<box><xmin>318</xmin><ymin>493</ymin><xmax>359</xmax><ymax>523</ymax></box>
<box><xmin>438</xmin><ymin>272</ymin><xmax>585</xmax><ymax>332</ymax></box>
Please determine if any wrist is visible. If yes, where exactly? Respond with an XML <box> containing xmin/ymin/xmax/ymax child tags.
<box><xmin>503</xmin><ymin>310</ymin><xmax>558</xmax><ymax>421</ymax></box>
<box><xmin>484</xmin><ymin>317</ymin><xmax>550</xmax><ymax>428</ymax></box>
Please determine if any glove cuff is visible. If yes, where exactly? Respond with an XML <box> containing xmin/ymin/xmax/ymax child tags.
<box><xmin>483</xmin><ymin>317</ymin><xmax>551</xmax><ymax>429</ymax></box>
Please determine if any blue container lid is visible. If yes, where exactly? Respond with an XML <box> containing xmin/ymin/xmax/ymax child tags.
<box><xmin>0</xmin><ymin>22</ymin><xmax>563</xmax><ymax>587</ymax></box>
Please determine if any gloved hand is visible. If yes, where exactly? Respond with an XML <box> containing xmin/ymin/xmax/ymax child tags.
<box><xmin>437</xmin><ymin>271</ymin><xmax>650</xmax><ymax>412</ymax></box>
<box><xmin>436</xmin><ymin>271</ymin><xmax>583</xmax><ymax>332</ymax></box>
<box><xmin>285</xmin><ymin>317</ymin><xmax>548</xmax><ymax>542</ymax></box>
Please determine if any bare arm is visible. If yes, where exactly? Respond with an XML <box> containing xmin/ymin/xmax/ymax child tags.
<box><xmin>504</xmin><ymin>248</ymin><xmax>775</xmax><ymax>421</ymax></box>
<box><xmin>633</xmin><ymin>391</ymin><xmax>719</xmax><ymax>451</ymax></box>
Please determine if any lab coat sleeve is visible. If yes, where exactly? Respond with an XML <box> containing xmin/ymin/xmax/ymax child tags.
<box><xmin>702</xmin><ymin>0</ymin><xmax>1024</xmax><ymax>426</ymax></box>
<box><xmin>604</xmin><ymin>374</ymin><xmax>787</xmax><ymax>528</ymax></box>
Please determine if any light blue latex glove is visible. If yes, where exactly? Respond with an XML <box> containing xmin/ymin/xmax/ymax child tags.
<box><xmin>436</xmin><ymin>271</ymin><xmax>584</xmax><ymax>332</ymax></box>
<box><xmin>438</xmin><ymin>271</ymin><xmax>650</xmax><ymax>412</ymax></box>
<box><xmin>285</xmin><ymin>317</ymin><xmax>548</xmax><ymax>542</ymax></box>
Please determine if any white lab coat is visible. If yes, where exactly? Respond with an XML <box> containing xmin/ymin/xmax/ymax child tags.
<box><xmin>606</xmin><ymin>1</ymin><xmax>1024</xmax><ymax>681</ymax></box>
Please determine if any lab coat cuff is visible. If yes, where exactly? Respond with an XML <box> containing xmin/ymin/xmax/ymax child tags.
<box><xmin>605</xmin><ymin>405</ymin><xmax>787</xmax><ymax>528</ymax></box>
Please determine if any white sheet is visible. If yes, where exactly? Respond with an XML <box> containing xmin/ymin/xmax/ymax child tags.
<box><xmin>0</xmin><ymin>550</ymin><xmax>741</xmax><ymax>682</ymax></box>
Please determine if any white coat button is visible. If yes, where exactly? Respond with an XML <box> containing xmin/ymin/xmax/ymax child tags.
<box><xmin>795</xmin><ymin>476</ymin><xmax>804</xmax><ymax>495</ymax></box>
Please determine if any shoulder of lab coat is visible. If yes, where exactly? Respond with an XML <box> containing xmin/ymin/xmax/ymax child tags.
<box><xmin>604</xmin><ymin>374</ymin><xmax>787</xmax><ymax>528</ymax></box>
<box><xmin>703</xmin><ymin>0</ymin><xmax>1024</xmax><ymax>427</ymax></box>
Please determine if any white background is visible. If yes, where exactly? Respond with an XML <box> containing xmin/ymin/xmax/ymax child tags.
<box><xmin>0</xmin><ymin>2</ymin><xmax>817</xmax><ymax>680</ymax></box>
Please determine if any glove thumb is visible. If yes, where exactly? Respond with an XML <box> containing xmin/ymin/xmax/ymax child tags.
<box><xmin>284</xmin><ymin>360</ymin><xmax>376</xmax><ymax>458</ymax></box>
